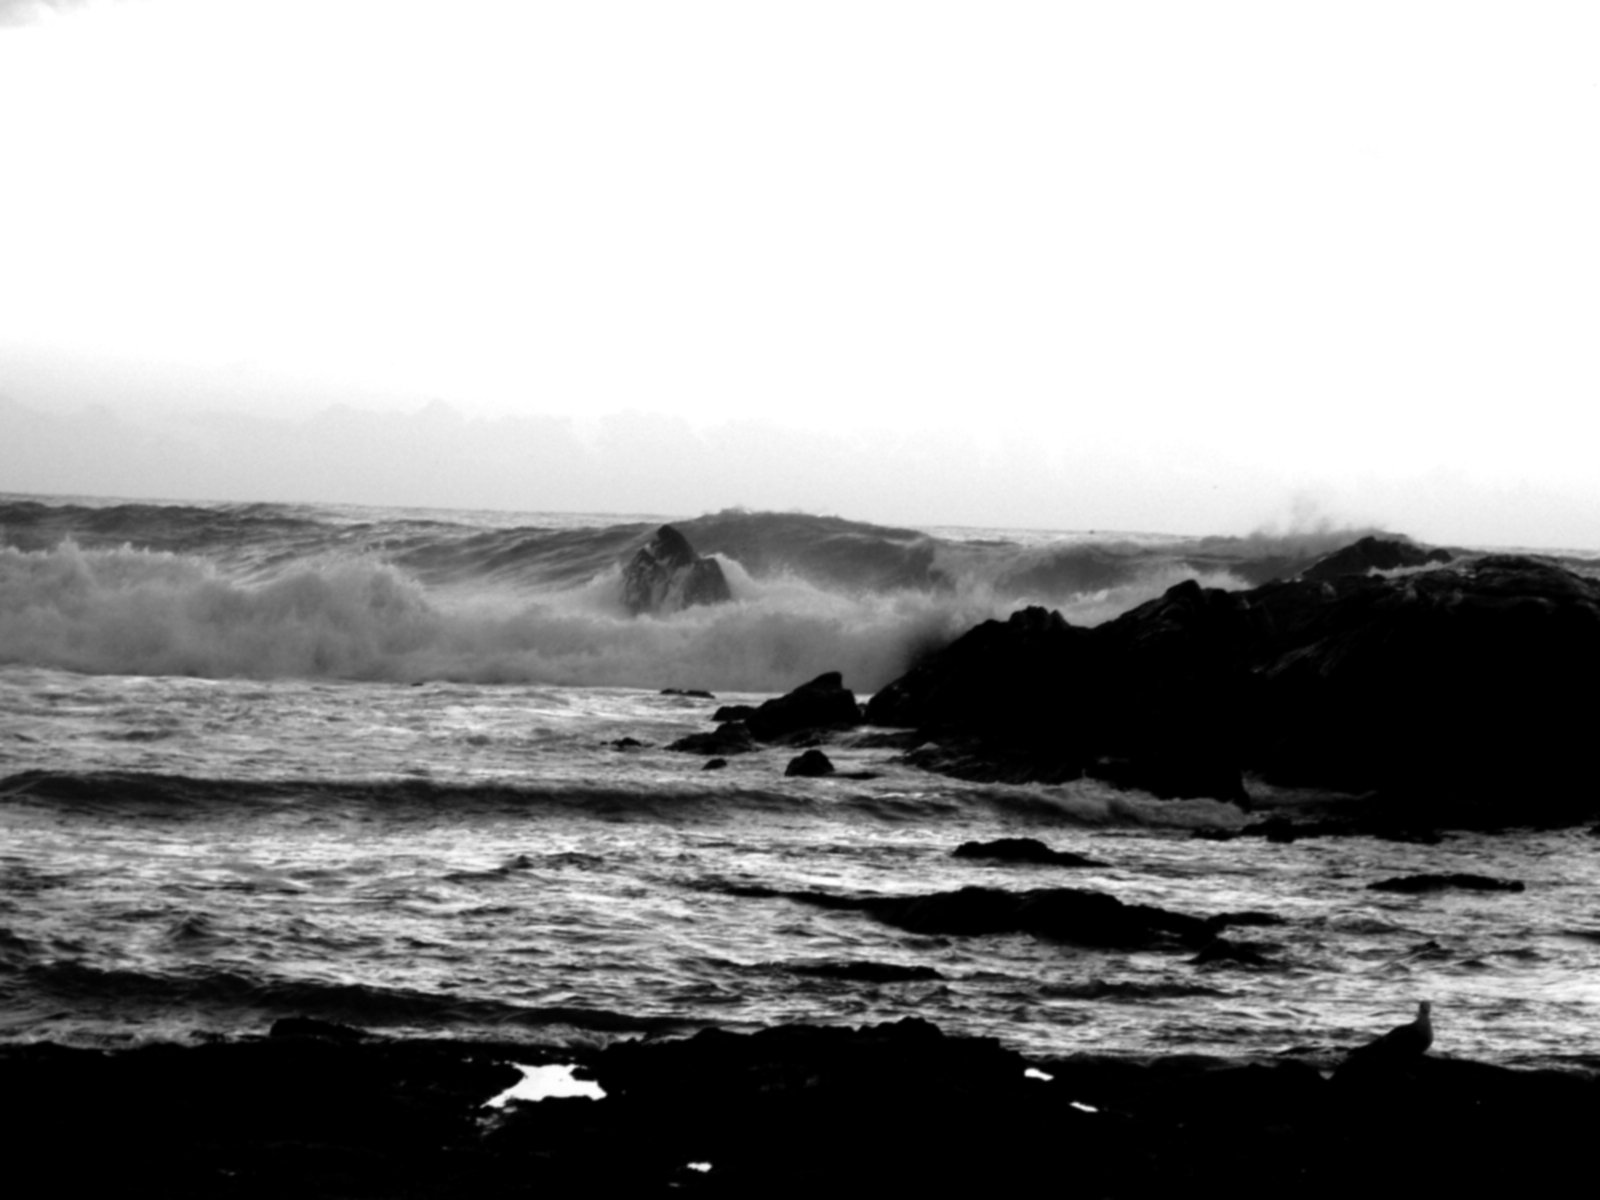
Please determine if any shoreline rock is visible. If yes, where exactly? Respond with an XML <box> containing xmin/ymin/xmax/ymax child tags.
<box><xmin>866</xmin><ymin>548</ymin><xmax>1600</xmax><ymax>827</ymax></box>
<box><xmin>5</xmin><ymin>1020</ymin><xmax>1596</xmax><ymax>1197</ymax></box>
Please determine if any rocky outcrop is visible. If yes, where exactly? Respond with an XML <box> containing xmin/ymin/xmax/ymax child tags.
<box><xmin>739</xmin><ymin>671</ymin><xmax>863</xmax><ymax>741</ymax></box>
<box><xmin>620</xmin><ymin>525</ymin><xmax>732</xmax><ymax>615</ymax></box>
<box><xmin>785</xmin><ymin>749</ymin><xmax>835</xmax><ymax>777</ymax></box>
<box><xmin>867</xmin><ymin>549</ymin><xmax>1600</xmax><ymax>825</ymax></box>
<box><xmin>1300</xmin><ymin>535</ymin><xmax>1455</xmax><ymax>582</ymax></box>
<box><xmin>667</xmin><ymin>724</ymin><xmax>756</xmax><ymax>756</ymax></box>
<box><xmin>6</xmin><ymin>1020</ymin><xmax>1596</xmax><ymax>1196</ymax></box>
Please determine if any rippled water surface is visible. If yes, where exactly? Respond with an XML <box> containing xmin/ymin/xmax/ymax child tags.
<box><xmin>5</xmin><ymin>666</ymin><xmax>1599</xmax><ymax>1069</ymax></box>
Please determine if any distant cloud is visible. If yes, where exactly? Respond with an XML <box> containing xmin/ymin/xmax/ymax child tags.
<box><xmin>0</xmin><ymin>0</ymin><xmax>92</xmax><ymax>28</ymax></box>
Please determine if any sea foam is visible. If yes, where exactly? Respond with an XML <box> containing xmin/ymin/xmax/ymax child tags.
<box><xmin>0</xmin><ymin>537</ymin><xmax>1242</xmax><ymax>692</ymax></box>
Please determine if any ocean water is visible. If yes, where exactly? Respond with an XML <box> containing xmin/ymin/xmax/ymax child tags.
<box><xmin>3</xmin><ymin>495</ymin><xmax>1598</xmax><ymax>1070</ymax></box>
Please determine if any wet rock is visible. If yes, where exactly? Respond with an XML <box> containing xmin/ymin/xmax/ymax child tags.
<box><xmin>865</xmin><ymin>606</ymin><xmax>1098</xmax><ymax>751</ymax></box>
<box><xmin>784</xmin><ymin>748</ymin><xmax>835</xmax><ymax>777</ymax></box>
<box><xmin>620</xmin><ymin>525</ymin><xmax>732</xmax><ymax>616</ymax></box>
<box><xmin>840</xmin><ymin>885</ymin><xmax>1213</xmax><ymax>949</ymax></box>
<box><xmin>610</xmin><ymin>736</ymin><xmax>645</xmax><ymax>750</ymax></box>
<box><xmin>702</xmin><ymin>757</ymin><xmax>728</xmax><ymax>770</ymax></box>
<box><xmin>870</xmin><ymin>552</ymin><xmax>1600</xmax><ymax>826</ymax></box>
<box><xmin>668</xmin><ymin>723</ymin><xmax>756</xmax><ymax>756</ymax></box>
<box><xmin>742</xmin><ymin>671</ymin><xmax>863</xmax><ymax>741</ymax></box>
<box><xmin>952</xmin><ymin>837</ymin><xmax>1102</xmax><ymax>867</ymax></box>
<box><xmin>1299</xmin><ymin>535</ymin><xmax>1455</xmax><ymax>582</ymax></box>
<box><xmin>660</xmin><ymin>688</ymin><xmax>716</xmax><ymax>699</ymax></box>
<box><xmin>1368</xmin><ymin>873</ymin><xmax>1525</xmax><ymax>894</ymax></box>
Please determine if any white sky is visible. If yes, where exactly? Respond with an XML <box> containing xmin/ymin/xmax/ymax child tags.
<box><xmin>2</xmin><ymin>0</ymin><xmax>1598</xmax><ymax>546</ymax></box>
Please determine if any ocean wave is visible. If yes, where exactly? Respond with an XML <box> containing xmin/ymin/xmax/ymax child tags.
<box><xmin>0</xmin><ymin>540</ymin><xmax>1235</xmax><ymax>691</ymax></box>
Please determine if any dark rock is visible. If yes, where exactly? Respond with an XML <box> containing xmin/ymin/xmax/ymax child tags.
<box><xmin>702</xmin><ymin>757</ymin><xmax>728</xmax><ymax>770</ymax></box>
<box><xmin>785</xmin><ymin>748</ymin><xmax>835</xmax><ymax>777</ymax></box>
<box><xmin>952</xmin><ymin>837</ymin><xmax>1102</xmax><ymax>867</ymax></box>
<box><xmin>1204</xmin><ymin>910</ymin><xmax>1288</xmax><ymax>930</ymax></box>
<box><xmin>269</xmin><ymin>1016</ymin><xmax>370</xmax><ymax>1042</ymax></box>
<box><xmin>5</xmin><ymin>1020</ymin><xmax>1598</xmax><ymax>1196</ymax></box>
<box><xmin>667</xmin><ymin>723</ymin><xmax>756</xmax><ymax>756</ymax></box>
<box><xmin>865</xmin><ymin>606</ymin><xmax>1098</xmax><ymax>752</ymax></box>
<box><xmin>1300</xmin><ymin>535</ymin><xmax>1454</xmax><ymax>582</ymax></box>
<box><xmin>1368</xmin><ymin>873</ymin><xmax>1525</xmax><ymax>894</ymax></box>
<box><xmin>610</xmin><ymin>736</ymin><xmax>645</xmax><ymax>750</ymax></box>
<box><xmin>620</xmin><ymin>525</ymin><xmax>732</xmax><ymax>616</ymax></box>
<box><xmin>869</xmin><ymin>551</ymin><xmax>1600</xmax><ymax>826</ymax></box>
<box><xmin>660</xmin><ymin>688</ymin><xmax>715</xmax><ymax>699</ymax></box>
<box><xmin>742</xmin><ymin>671</ymin><xmax>863</xmax><ymax>741</ymax></box>
<box><xmin>712</xmin><ymin>703</ymin><xmax>759</xmax><ymax>723</ymax></box>
<box><xmin>846</xmin><ymin>885</ymin><xmax>1213</xmax><ymax>949</ymax></box>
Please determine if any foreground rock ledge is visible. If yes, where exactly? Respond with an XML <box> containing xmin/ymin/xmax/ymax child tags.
<box><xmin>3</xmin><ymin>1019</ymin><xmax>1595</xmax><ymax>1197</ymax></box>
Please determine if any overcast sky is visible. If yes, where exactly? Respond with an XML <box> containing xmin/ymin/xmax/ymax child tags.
<box><xmin>3</xmin><ymin>1</ymin><xmax>1597</xmax><ymax>547</ymax></box>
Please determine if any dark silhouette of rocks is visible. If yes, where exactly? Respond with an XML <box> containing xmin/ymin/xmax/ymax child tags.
<box><xmin>5</xmin><ymin>1017</ymin><xmax>1596</xmax><ymax>1197</ymax></box>
<box><xmin>1299</xmin><ymin>535</ymin><xmax>1456</xmax><ymax>582</ymax></box>
<box><xmin>866</xmin><ymin>550</ymin><xmax>1600</xmax><ymax>826</ymax></box>
<box><xmin>620</xmin><ymin>524</ymin><xmax>732</xmax><ymax>615</ymax></box>
<box><xmin>702</xmin><ymin>757</ymin><xmax>728</xmax><ymax>770</ymax></box>
<box><xmin>1368</xmin><ymin>873</ymin><xmax>1525</xmax><ymax>894</ymax></box>
<box><xmin>660</xmin><ymin>687</ymin><xmax>716</xmax><ymax>699</ymax></box>
<box><xmin>784</xmin><ymin>748</ymin><xmax>835</xmax><ymax>777</ymax></box>
<box><xmin>737</xmin><ymin>671</ymin><xmax>864</xmax><ymax>741</ymax></box>
<box><xmin>668</xmin><ymin>724</ymin><xmax>756</xmax><ymax>756</ymax></box>
<box><xmin>952</xmin><ymin>837</ymin><xmax>1102</xmax><ymax>867</ymax></box>
<box><xmin>847</xmin><ymin>885</ymin><xmax>1214</xmax><ymax>949</ymax></box>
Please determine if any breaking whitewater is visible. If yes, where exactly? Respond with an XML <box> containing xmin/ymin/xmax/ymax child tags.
<box><xmin>5</xmin><ymin>494</ymin><xmax>1600</xmax><ymax>1071</ymax></box>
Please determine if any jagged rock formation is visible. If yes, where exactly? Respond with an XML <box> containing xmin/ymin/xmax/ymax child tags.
<box><xmin>866</xmin><ymin>547</ymin><xmax>1600</xmax><ymax>825</ymax></box>
<box><xmin>1300</xmin><ymin>535</ymin><xmax>1455</xmax><ymax>582</ymax></box>
<box><xmin>620</xmin><ymin>525</ymin><xmax>732</xmax><ymax>616</ymax></box>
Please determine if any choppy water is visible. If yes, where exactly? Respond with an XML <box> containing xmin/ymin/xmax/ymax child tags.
<box><xmin>4</xmin><ymin>497</ymin><xmax>1599</xmax><ymax>1070</ymax></box>
<box><xmin>5</xmin><ymin>667</ymin><xmax>1599</xmax><ymax>1069</ymax></box>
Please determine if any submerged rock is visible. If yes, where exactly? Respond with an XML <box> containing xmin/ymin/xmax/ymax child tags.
<box><xmin>1368</xmin><ymin>873</ymin><xmax>1525</xmax><ymax>894</ymax></box>
<box><xmin>845</xmin><ymin>885</ymin><xmax>1213</xmax><ymax>949</ymax></box>
<box><xmin>951</xmin><ymin>837</ymin><xmax>1102</xmax><ymax>867</ymax></box>
<box><xmin>620</xmin><ymin>525</ymin><xmax>732</xmax><ymax>616</ymax></box>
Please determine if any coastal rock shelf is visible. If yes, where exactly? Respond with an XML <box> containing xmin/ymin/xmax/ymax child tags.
<box><xmin>5</xmin><ymin>1018</ymin><xmax>1595</xmax><ymax>1197</ymax></box>
<box><xmin>865</xmin><ymin>551</ymin><xmax>1600</xmax><ymax>825</ymax></box>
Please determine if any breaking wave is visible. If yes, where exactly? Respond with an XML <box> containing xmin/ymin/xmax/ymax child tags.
<box><xmin>0</xmin><ymin>499</ymin><xmax>1396</xmax><ymax>691</ymax></box>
